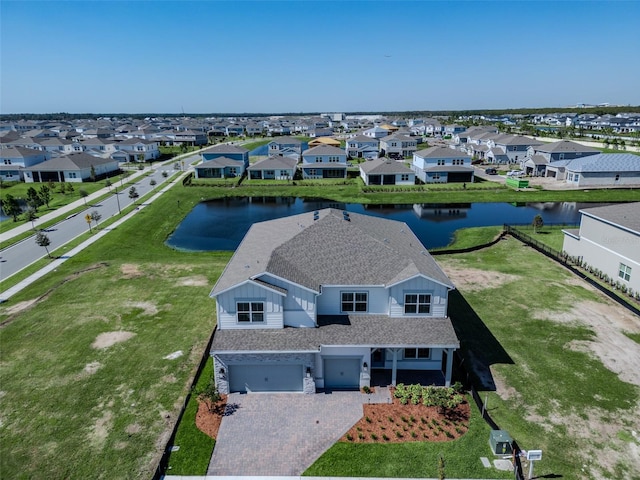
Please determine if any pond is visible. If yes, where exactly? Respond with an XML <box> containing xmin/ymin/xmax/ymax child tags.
<box><xmin>166</xmin><ymin>197</ymin><xmax>591</xmax><ymax>251</ymax></box>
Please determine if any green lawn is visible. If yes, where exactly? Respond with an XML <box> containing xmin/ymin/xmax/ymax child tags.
<box><xmin>0</xmin><ymin>186</ymin><xmax>231</xmax><ymax>479</ymax></box>
<box><xmin>507</xmin><ymin>224</ymin><xmax>572</xmax><ymax>252</ymax></box>
<box><xmin>431</xmin><ymin>226</ymin><xmax>503</xmax><ymax>251</ymax></box>
<box><xmin>304</xmin><ymin>400</ymin><xmax>511</xmax><ymax>479</ymax></box>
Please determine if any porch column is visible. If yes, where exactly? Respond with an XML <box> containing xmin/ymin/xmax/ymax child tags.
<box><xmin>444</xmin><ymin>348</ymin><xmax>454</xmax><ymax>387</ymax></box>
<box><xmin>391</xmin><ymin>348</ymin><xmax>400</xmax><ymax>386</ymax></box>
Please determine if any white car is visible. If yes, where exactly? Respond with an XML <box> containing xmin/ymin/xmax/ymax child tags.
<box><xmin>506</xmin><ymin>170</ymin><xmax>524</xmax><ymax>177</ymax></box>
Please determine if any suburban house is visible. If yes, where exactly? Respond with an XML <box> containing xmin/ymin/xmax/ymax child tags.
<box><xmin>0</xmin><ymin>146</ymin><xmax>50</xmax><ymax>182</ymax></box>
<box><xmin>523</xmin><ymin>140</ymin><xmax>600</xmax><ymax>175</ymax></box>
<box><xmin>562</xmin><ymin>202</ymin><xmax>639</xmax><ymax>293</ymax></box>
<box><xmin>115</xmin><ymin>138</ymin><xmax>161</xmax><ymax>162</ymax></box>
<box><xmin>359</xmin><ymin>157</ymin><xmax>415</xmax><ymax>186</ymax></box>
<box><xmin>379</xmin><ymin>134</ymin><xmax>418</xmax><ymax>159</ymax></box>
<box><xmin>545</xmin><ymin>154</ymin><xmax>640</xmax><ymax>187</ymax></box>
<box><xmin>23</xmin><ymin>152</ymin><xmax>119</xmax><ymax>183</ymax></box>
<box><xmin>307</xmin><ymin>137</ymin><xmax>341</xmax><ymax>149</ymax></box>
<box><xmin>362</xmin><ymin>126</ymin><xmax>390</xmax><ymax>139</ymax></box>
<box><xmin>267</xmin><ymin>136</ymin><xmax>305</xmax><ymax>158</ymax></box>
<box><xmin>195</xmin><ymin>144</ymin><xmax>250</xmax><ymax>179</ymax></box>
<box><xmin>345</xmin><ymin>135</ymin><xmax>379</xmax><ymax>159</ymax></box>
<box><xmin>412</xmin><ymin>146</ymin><xmax>474</xmax><ymax>184</ymax></box>
<box><xmin>300</xmin><ymin>145</ymin><xmax>348</xmax><ymax>179</ymax></box>
<box><xmin>247</xmin><ymin>156</ymin><xmax>298</xmax><ymax>180</ymax></box>
<box><xmin>490</xmin><ymin>135</ymin><xmax>542</xmax><ymax>164</ymax></box>
<box><xmin>209</xmin><ymin>209</ymin><xmax>460</xmax><ymax>394</ymax></box>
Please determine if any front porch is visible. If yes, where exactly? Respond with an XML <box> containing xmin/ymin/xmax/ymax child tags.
<box><xmin>370</xmin><ymin>369</ymin><xmax>446</xmax><ymax>387</ymax></box>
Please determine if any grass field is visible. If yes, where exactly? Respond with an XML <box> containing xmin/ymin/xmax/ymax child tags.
<box><xmin>0</xmin><ymin>186</ymin><xmax>231</xmax><ymax>479</ymax></box>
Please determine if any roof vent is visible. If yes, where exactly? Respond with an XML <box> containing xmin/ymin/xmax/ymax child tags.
<box><xmin>343</xmin><ymin>211</ymin><xmax>350</xmax><ymax>221</ymax></box>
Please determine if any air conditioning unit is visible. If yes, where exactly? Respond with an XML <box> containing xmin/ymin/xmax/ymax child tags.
<box><xmin>489</xmin><ymin>430</ymin><xmax>513</xmax><ymax>455</ymax></box>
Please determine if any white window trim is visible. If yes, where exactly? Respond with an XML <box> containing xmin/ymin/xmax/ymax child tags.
<box><xmin>403</xmin><ymin>292</ymin><xmax>432</xmax><ymax>315</ymax></box>
<box><xmin>236</xmin><ymin>300</ymin><xmax>265</xmax><ymax>323</ymax></box>
<box><xmin>619</xmin><ymin>263</ymin><xmax>632</xmax><ymax>282</ymax></box>
<box><xmin>341</xmin><ymin>291</ymin><xmax>368</xmax><ymax>313</ymax></box>
<box><xmin>403</xmin><ymin>348</ymin><xmax>431</xmax><ymax>360</ymax></box>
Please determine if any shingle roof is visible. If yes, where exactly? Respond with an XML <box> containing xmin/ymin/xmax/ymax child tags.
<box><xmin>303</xmin><ymin>145</ymin><xmax>346</xmax><ymax>156</ymax></box>
<box><xmin>414</xmin><ymin>146</ymin><xmax>471</xmax><ymax>159</ymax></box>
<box><xmin>211</xmin><ymin>314</ymin><xmax>459</xmax><ymax>352</ymax></box>
<box><xmin>535</xmin><ymin>140</ymin><xmax>599</xmax><ymax>154</ymax></box>
<box><xmin>23</xmin><ymin>152</ymin><xmax>115</xmax><ymax>171</ymax></box>
<box><xmin>210</xmin><ymin>209</ymin><xmax>454</xmax><ymax>296</ymax></box>
<box><xmin>248</xmin><ymin>156</ymin><xmax>298</xmax><ymax>170</ymax></box>
<box><xmin>579</xmin><ymin>202</ymin><xmax>640</xmax><ymax>235</ymax></box>
<box><xmin>196</xmin><ymin>156</ymin><xmax>242</xmax><ymax>168</ymax></box>
<box><xmin>269</xmin><ymin>136</ymin><xmax>303</xmax><ymax>145</ymax></box>
<box><xmin>200</xmin><ymin>144</ymin><xmax>249</xmax><ymax>155</ymax></box>
<box><xmin>347</xmin><ymin>135</ymin><xmax>379</xmax><ymax>143</ymax></box>
<box><xmin>0</xmin><ymin>146</ymin><xmax>44</xmax><ymax>158</ymax></box>
<box><xmin>359</xmin><ymin>158</ymin><xmax>414</xmax><ymax>175</ymax></box>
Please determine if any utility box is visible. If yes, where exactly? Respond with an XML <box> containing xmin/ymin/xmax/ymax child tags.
<box><xmin>489</xmin><ymin>430</ymin><xmax>513</xmax><ymax>455</ymax></box>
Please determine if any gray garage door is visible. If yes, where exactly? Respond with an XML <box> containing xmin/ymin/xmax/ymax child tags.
<box><xmin>323</xmin><ymin>358</ymin><xmax>361</xmax><ymax>389</ymax></box>
<box><xmin>228</xmin><ymin>364</ymin><xmax>303</xmax><ymax>393</ymax></box>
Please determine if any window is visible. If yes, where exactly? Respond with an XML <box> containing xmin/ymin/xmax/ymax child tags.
<box><xmin>3</xmin><ymin>159</ymin><xmax>10</xmax><ymax>165</ymax></box>
<box><xmin>619</xmin><ymin>263</ymin><xmax>632</xmax><ymax>281</ymax></box>
<box><xmin>236</xmin><ymin>301</ymin><xmax>264</xmax><ymax>323</ymax></box>
<box><xmin>307</xmin><ymin>169</ymin><xmax>317</xmax><ymax>176</ymax></box>
<box><xmin>437</xmin><ymin>159</ymin><xmax>445</xmax><ymax>166</ymax></box>
<box><xmin>401</xmin><ymin>174</ymin><xmax>409</xmax><ymax>181</ymax></box>
<box><xmin>404</xmin><ymin>348</ymin><xmax>430</xmax><ymax>359</ymax></box>
<box><xmin>574</xmin><ymin>174</ymin><xmax>579</xmax><ymax>182</ymax></box>
<box><xmin>404</xmin><ymin>293</ymin><xmax>431</xmax><ymax>314</ymax></box>
<box><xmin>316</xmin><ymin>157</ymin><xmax>322</xmax><ymax>162</ymax></box>
<box><xmin>341</xmin><ymin>292</ymin><xmax>368</xmax><ymax>312</ymax></box>
<box><xmin>615</xmin><ymin>174</ymin><xmax>620</xmax><ymax>181</ymax></box>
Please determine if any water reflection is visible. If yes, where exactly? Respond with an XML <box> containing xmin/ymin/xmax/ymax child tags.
<box><xmin>166</xmin><ymin>197</ymin><xmax>594</xmax><ymax>252</ymax></box>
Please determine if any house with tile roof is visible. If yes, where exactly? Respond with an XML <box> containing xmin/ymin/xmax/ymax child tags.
<box><xmin>247</xmin><ymin>156</ymin><xmax>298</xmax><ymax>180</ymax></box>
<box><xmin>300</xmin><ymin>145</ymin><xmax>348</xmax><ymax>179</ymax></box>
<box><xmin>359</xmin><ymin>158</ymin><xmax>415</xmax><ymax>186</ymax></box>
<box><xmin>412</xmin><ymin>146</ymin><xmax>474</xmax><ymax>184</ymax></box>
<box><xmin>209</xmin><ymin>209</ymin><xmax>460</xmax><ymax>394</ymax></box>
<box><xmin>562</xmin><ymin>202</ymin><xmax>640</xmax><ymax>293</ymax></box>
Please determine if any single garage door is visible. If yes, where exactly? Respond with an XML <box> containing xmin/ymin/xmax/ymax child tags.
<box><xmin>228</xmin><ymin>364</ymin><xmax>303</xmax><ymax>393</ymax></box>
<box><xmin>323</xmin><ymin>358</ymin><xmax>360</xmax><ymax>389</ymax></box>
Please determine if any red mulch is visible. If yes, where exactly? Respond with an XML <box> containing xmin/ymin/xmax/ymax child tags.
<box><xmin>195</xmin><ymin>394</ymin><xmax>227</xmax><ymax>439</ymax></box>
<box><xmin>341</xmin><ymin>395</ymin><xmax>470</xmax><ymax>443</ymax></box>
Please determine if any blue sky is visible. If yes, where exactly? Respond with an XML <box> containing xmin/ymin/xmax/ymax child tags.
<box><xmin>1</xmin><ymin>0</ymin><xmax>639</xmax><ymax>114</ymax></box>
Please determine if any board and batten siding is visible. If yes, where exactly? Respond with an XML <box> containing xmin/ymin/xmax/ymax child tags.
<box><xmin>389</xmin><ymin>276</ymin><xmax>449</xmax><ymax>318</ymax></box>
<box><xmin>258</xmin><ymin>274</ymin><xmax>317</xmax><ymax>327</ymax></box>
<box><xmin>215</xmin><ymin>282</ymin><xmax>284</xmax><ymax>329</ymax></box>
<box><xmin>317</xmin><ymin>286</ymin><xmax>389</xmax><ymax>315</ymax></box>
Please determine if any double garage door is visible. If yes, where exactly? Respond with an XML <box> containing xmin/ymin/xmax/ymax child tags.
<box><xmin>228</xmin><ymin>364</ymin><xmax>303</xmax><ymax>393</ymax></box>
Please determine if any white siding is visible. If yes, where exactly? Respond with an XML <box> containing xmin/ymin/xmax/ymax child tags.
<box><xmin>215</xmin><ymin>283</ymin><xmax>284</xmax><ymax>329</ymax></box>
<box><xmin>389</xmin><ymin>276</ymin><xmax>449</xmax><ymax>318</ymax></box>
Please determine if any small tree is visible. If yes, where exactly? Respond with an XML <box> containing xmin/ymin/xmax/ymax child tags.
<box><xmin>25</xmin><ymin>208</ymin><xmax>38</xmax><ymax>230</ymax></box>
<box><xmin>128</xmin><ymin>186</ymin><xmax>139</xmax><ymax>204</ymax></box>
<box><xmin>1</xmin><ymin>194</ymin><xmax>22</xmax><ymax>222</ymax></box>
<box><xmin>532</xmin><ymin>214</ymin><xmax>544</xmax><ymax>234</ymax></box>
<box><xmin>149</xmin><ymin>179</ymin><xmax>157</xmax><ymax>189</ymax></box>
<box><xmin>90</xmin><ymin>165</ymin><xmax>96</xmax><ymax>181</ymax></box>
<box><xmin>26</xmin><ymin>186</ymin><xmax>42</xmax><ymax>212</ymax></box>
<box><xmin>196</xmin><ymin>378</ymin><xmax>222</xmax><ymax>414</ymax></box>
<box><xmin>90</xmin><ymin>210</ymin><xmax>102</xmax><ymax>228</ymax></box>
<box><xmin>35</xmin><ymin>231</ymin><xmax>52</xmax><ymax>258</ymax></box>
<box><xmin>105</xmin><ymin>179</ymin><xmax>112</xmax><ymax>191</ymax></box>
<box><xmin>39</xmin><ymin>184</ymin><xmax>52</xmax><ymax>208</ymax></box>
<box><xmin>161</xmin><ymin>171</ymin><xmax>168</xmax><ymax>178</ymax></box>
<box><xmin>79</xmin><ymin>189</ymin><xmax>89</xmax><ymax>205</ymax></box>
<box><xmin>65</xmin><ymin>183</ymin><xmax>75</xmax><ymax>194</ymax></box>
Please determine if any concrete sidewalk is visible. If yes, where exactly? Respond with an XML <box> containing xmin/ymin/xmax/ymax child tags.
<box><xmin>0</xmin><ymin>170</ymin><xmax>188</xmax><ymax>302</ymax></box>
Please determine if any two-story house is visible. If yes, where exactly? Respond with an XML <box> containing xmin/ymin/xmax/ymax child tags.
<box><xmin>195</xmin><ymin>144</ymin><xmax>250</xmax><ymax>179</ymax></box>
<box><xmin>0</xmin><ymin>146</ymin><xmax>50</xmax><ymax>182</ymax></box>
<box><xmin>300</xmin><ymin>145</ymin><xmax>348</xmax><ymax>179</ymax></box>
<box><xmin>379</xmin><ymin>134</ymin><xmax>418</xmax><ymax>159</ymax></box>
<box><xmin>489</xmin><ymin>135</ymin><xmax>542</xmax><ymax>164</ymax></box>
<box><xmin>412</xmin><ymin>146</ymin><xmax>474</xmax><ymax>183</ymax></box>
<box><xmin>209</xmin><ymin>209</ymin><xmax>460</xmax><ymax>394</ymax></box>
<box><xmin>116</xmin><ymin>138</ymin><xmax>161</xmax><ymax>162</ymax></box>
<box><xmin>524</xmin><ymin>140</ymin><xmax>600</xmax><ymax>176</ymax></box>
<box><xmin>267</xmin><ymin>136</ymin><xmax>305</xmax><ymax>159</ymax></box>
<box><xmin>345</xmin><ymin>135</ymin><xmax>379</xmax><ymax>159</ymax></box>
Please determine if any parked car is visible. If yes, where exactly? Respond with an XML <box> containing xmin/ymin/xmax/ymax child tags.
<box><xmin>485</xmin><ymin>167</ymin><xmax>497</xmax><ymax>175</ymax></box>
<box><xmin>507</xmin><ymin>170</ymin><xmax>524</xmax><ymax>177</ymax></box>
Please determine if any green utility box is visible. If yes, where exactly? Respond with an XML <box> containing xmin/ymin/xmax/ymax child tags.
<box><xmin>505</xmin><ymin>177</ymin><xmax>529</xmax><ymax>189</ymax></box>
<box><xmin>489</xmin><ymin>430</ymin><xmax>513</xmax><ymax>455</ymax></box>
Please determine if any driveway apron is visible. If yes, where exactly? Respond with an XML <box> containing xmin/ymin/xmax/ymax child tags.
<box><xmin>207</xmin><ymin>391</ymin><xmax>381</xmax><ymax>475</ymax></box>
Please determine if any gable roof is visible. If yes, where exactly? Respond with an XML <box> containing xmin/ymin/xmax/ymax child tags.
<box><xmin>302</xmin><ymin>145</ymin><xmax>346</xmax><ymax>156</ymax></box>
<box><xmin>563</xmin><ymin>153</ymin><xmax>640</xmax><ymax>173</ymax></box>
<box><xmin>248</xmin><ymin>155</ymin><xmax>298</xmax><ymax>170</ymax></box>
<box><xmin>359</xmin><ymin>157</ymin><xmax>414</xmax><ymax>175</ymax></box>
<box><xmin>200</xmin><ymin>143</ymin><xmax>249</xmax><ymax>155</ymax></box>
<box><xmin>211</xmin><ymin>209</ymin><xmax>454</xmax><ymax>296</ymax></box>
<box><xmin>414</xmin><ymin>146</ymin><xmax>471</xmax><ymax>159</ymax></box>
<box><xmin>196</xmin><ymin>156</ymin><xmax>243</xmax><ymax>168</ymax></box>
<box><xmin>534</xmin><ymin>140</ymin><xmax>599</xmax><ymax>154</ymax></box>
<box><xmin>24</xmin><ymin>152</ymin><xmax>115</xmax><ymax>171</ymax></box>
<box><xmin>268</xmin><ymin>136</ymin><xmax>303</xmax><ymax>145</ymax></box>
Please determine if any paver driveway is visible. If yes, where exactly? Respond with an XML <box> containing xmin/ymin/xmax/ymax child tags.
<box><xmin>207</xmin><ymin>390</ymin><xmax>386</xmax><ymax>475</ymax></box>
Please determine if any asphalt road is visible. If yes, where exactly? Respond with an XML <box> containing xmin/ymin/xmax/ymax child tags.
<box><xmin>0</xmin><ymin>155</ymin><xmax>200</xmax><ymax>281</ymax></box>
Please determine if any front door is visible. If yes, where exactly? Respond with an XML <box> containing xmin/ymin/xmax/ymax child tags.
<box><xmin>371</xmin><ymin>348</ymin><xmax>385</xmax><ymax>368</ymax></box>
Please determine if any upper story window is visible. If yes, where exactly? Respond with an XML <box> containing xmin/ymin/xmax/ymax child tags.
<box><xmin>315</xmin><ymin>157</ymin><xmax>322</xmax><ymax>162</ymax></box>
<box><xmin>404</xmin><ymin>293</ymin><xmax>431</xmax><ymax>314</ymax></box>
<box><xmin>619</xmin><ymin>263</ymin><xmax>632</xmax><ymax>282</ymax></box>
<box><xmin>237</xmin><ymin>301</ymin><xmax>264</xmax><ymax>323</ymax></box>
<box><xmin>437</xmin><ymin>159</ymin><xmax>445</xmax><ymax>166</ymax></box>
<box><xmin>341</xmin><ymin>292</ymin><xmax>368</xmax><ymax>312</ymax></box>
<box><xmin>404</xmin><ymin>348</ymin><xmax>430</xmax><ymax>359</ymax></box>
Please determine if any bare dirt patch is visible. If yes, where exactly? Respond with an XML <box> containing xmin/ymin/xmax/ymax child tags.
<box><xmin>82</xmin><ymin>361</ymin><xmax>103</xmax><ymax>376</ymax></box>
<box><xmin>121</xmin><ymin>263</ymin><xmax>142</xmax><ymax>279</ymax></box>
<box><xmin>1</xmin><ymin>299</ymin><xmax>39</xmax><ymax>316</ymax></box>
<box><xmin>176</xmin><ymin>275</ymin><xmax>209</xmax><ymax>287</ymax></box>
<box><xmin>125</xmin><ymin>423</ymin><xmax>142</xmax><ymax>435</ymax></box>
<box><xmin>439</xmin><ymin>264</ymin><xmax>520</xmax><ymax>292</ymax></box>
<box><xmin>91</xmin><ymin>331</ymin><xmax>135</xmax><ymax>349</ymax></box>
<box><xmin>124</xmin><ymin>301</ymin><xmax>159</xmax><ymax>316</ymax></box>
<box><xmin>88</xmin><ymin>410</ymin><xmax>113</xmax><ymax>450</ymax></box>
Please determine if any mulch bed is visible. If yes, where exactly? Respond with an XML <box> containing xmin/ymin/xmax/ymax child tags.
<box><xmin>195</xmin><ymin>394</ymin><xmax>227</xmax><ymax>439</ymax></box>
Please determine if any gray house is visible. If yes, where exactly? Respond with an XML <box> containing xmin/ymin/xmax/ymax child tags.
<box><xmin>209</xmin><ymin>209</ymin><xmax>459</xmax><ymax>394</ymax></box>
<box><xmin>247</xmin><ymin>156</ymin><xmax>298</xmax><ymax>180</ymax></box>
<box><xmin>546</xmin><ymin>154</ymin><xmax>640</xmax><ymax>187</ymax></box>
<box><xmin>412</xmin><ymin>146</ymin><xmax>474</xmax><ymax>184</ymax></box>
<box><xmin>23</xmin><ymin>152</ymin><xmax>119</xmax><ymax>183</ymax></box>
<box><xmin>195</xmin><ymin>144</ymin><xmax>250</xmax><ymax>178</ymax></box>
<box><xmin>359</xmin><ymin>158</ymin><xmax>415</xmax><ymax>185</ymax></box>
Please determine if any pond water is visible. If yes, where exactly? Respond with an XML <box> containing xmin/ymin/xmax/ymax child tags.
<box><xmin>166</xmin><ymin>198</ymin><xmax>592</xmax><ymax>251</ymax></box>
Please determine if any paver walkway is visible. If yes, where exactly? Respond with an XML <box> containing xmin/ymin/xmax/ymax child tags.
<box><xmin>207</xmin><ymin>390</ymin><xmax>390</xmax><ymax>476</ymax></box>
